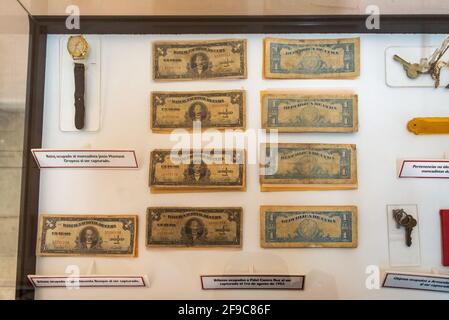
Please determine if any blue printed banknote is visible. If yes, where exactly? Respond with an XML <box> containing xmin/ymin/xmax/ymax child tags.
<box><xmin>261</xmin><ymin>206</ymin><xmax>357</xmax><ymax>248</ymax></box>
<box><xmin>260</xmin><ymin>143</ymin><xmax>357</xmax><ymax>191</ymax></box>
<box><xmin>261</xmin><ymin>90</ymin><xmax>358</xmax><ymax>133</ymax></box>
<box><xmin>264</xmin><ymin>37</ymin><xmax>360</xmax><ymax>79</ymax></box>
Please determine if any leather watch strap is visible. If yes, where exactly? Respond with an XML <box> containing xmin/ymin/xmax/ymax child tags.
<box><xmin>74</xmin><ymin>63</ymin><xmax>85</xmax><ymax>129</ymax></box>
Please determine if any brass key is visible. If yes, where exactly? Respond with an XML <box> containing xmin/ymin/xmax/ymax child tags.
<box><xmin>393</xmin><ymin>54</ymin><xmax>422</xmax><ymax>79</ymax></box>
<box><xmin>402</xmin><ymin>215</ymin><xmax>417</xmax><ymax>247</ymax></box>
<box><xmin>392</xmin><ymin>209</ymin><xmax>403</xmax><ymax>229</ymax></box>
<box><xmin>392</xmin><ymin>209</ymin><xmax>417</xmax><ymax>247</ymax></box>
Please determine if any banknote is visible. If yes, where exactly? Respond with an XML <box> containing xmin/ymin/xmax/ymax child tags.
<box><xmin>264</xmin><ymin>37</ymin><xmax>360</xmax><ymax>79</ymax></box>
<box><xmin>261</xmin><ymin>206</ymin><xmax>357</xmax><ymax>248</ymax></box>
<box><xmin>37</xmin><ymin>215</ymin><xmax>138</xmax><ymax>257</ymax></box>
<box><xmin>153</xmin><ymin>39</ymin><xmax>247</xmax><ymax>81</ymax></box>
<box><xmin>146</xmin><ymin>207</ymin><xmax>242</xmax><ymax>247</ymax></box>
<box><xmin>151</xmin><ymin>90</ymin><xmax>245</xmax><ymax>131</ymax></box>
<box><xmin>260</xmin><ymin>143</ymin><xmax>357</xmax><ymax>191</ymax></box>
<box><xmin>261</xmin><ymin>90</ymin><xmax>358</xmax><ymax>133</ymax></box>
<box><xmin>149</xmin><ymin>149</ymin><xmax>246</xmax><ymax>192</ymax></box>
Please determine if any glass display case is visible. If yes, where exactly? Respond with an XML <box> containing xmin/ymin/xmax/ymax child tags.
<box><xmin>2</xmin><ymin>0</ymin><xmax>449</xmax><ymax>301</ymax></box>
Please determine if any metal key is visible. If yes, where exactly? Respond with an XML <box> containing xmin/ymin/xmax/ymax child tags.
<box><xmin>392</xmin><ymin>209</ymin><xmax>404</xmax><ymax>229</ymax></box>
<box><xmin>401</xmin><ymin>214</ymin><xmax>417</xmax><ymax>247</ymax></box>
<box><xmin>392</xmin><ymin>209</ymin><xmax>417</xmax><ymax>247</ymax></box>
<box><xmin>393</xmin><ymin>54</ymin><xmax>422</xmax><ymax>79</ymax></box>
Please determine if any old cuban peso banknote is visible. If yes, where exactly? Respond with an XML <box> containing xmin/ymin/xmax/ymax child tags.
<box><xmin>264</xmin><ymin>37</ymin><xmax>360</xmax><ymax>79</ymax></box>
<box><xmin>260</xmin><ymin>143</ymin><xmax>357</xmax><ymax>191</ymax></box>
<box><xmin>146</xmin><ymin>207</ymin><xmax>242</xmax><ymax>247</ymax></box>
<box><xmin>151</xmin><ymin>90</ymin><xmax>245</xmax><ymax>131</ymax></box>
<box><xmin>261</xmin><ymin>90</ymin><xmax>358</xmax><ymax>133</ymax></box>
<box><xmin>149</xmin><ymin>149</ymin><xmax>246</xmax><ymax>192</ymax></box>
<box><xmin>261</xmin><ymin>206</ymin><xmax>357</xmax><ymax>248</ymax></box>
<box><xmin>153</xmin><ymin>39</ymin><xmax>247</xmax><ymax>81</ymax></box>
<box><xmin>37</xmin><ymin>215</ymin><xmax>138</xmax><ymax>257</ymax></box>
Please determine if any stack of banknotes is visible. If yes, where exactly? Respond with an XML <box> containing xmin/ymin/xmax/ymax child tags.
<box><xmin>153</xmin><ymin>39</ymin><xmax>247</xmax><ymax>81</ymax></box>
<box><xmin>37</xmin><ymin>206</ymin><xmax>358</xmax><ymax>252</ymax></box>
<box><xmin>37</xmin><ymin>215</ymin><xmax>138</xmax><ymax>256</ymax></box>
<box><xmin>149</xmin><ymin>149</ymin><xmax>246</xmax><ymax>192</ymax></box>
<box><xmin>261</xmin><ymin>206</ymin><xmax>357</xmax><ymax>248</ymax></box>
<box><xmin>261</xmin><ymin>90</ymin><xmax>358</xmax><ymax>133</ymax></box>
<box><xmin>36</xmin><ymin>37</ymin><xmax>362</xmax><ymax>255</ymax></box>
<box><xmin>263</xmin><ymin>37</ymin><xmax>360</xmax><ymax>79</ymax></box>
<box><xmin>151</xmin><ymin>90</ymin><xmax>246</xmax><ymax>132</ymax></box>
<box><xmin>260</xmin><ymin>143</ymin><xmax>357</xmax><ymax>191</ymax></box>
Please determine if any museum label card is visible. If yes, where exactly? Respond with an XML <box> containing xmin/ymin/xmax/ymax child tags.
<box><xmin>201</xmin><ymin>275</ymin><xmax>305</xmax><ymax>290</ymax></box>
<box><xmin>383</xmin><ymin>272</ymin><xmax>449</xmax><ymax>293</ymax></box>
<box><xmin>31</xmin><ymin>149</ymin><xmax>138</xmax><ymax>169</ymax></box>
<box><xmin>28</xmin><ymin>275</ymin><xmax>147</xmax><ymax>288</ymax></box>
<box><xmin>399</xmin><ymin>160</ymin><xmax>449</xmax><ymax>178</ymax></box>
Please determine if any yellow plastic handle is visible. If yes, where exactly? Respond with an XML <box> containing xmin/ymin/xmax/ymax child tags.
<box><xmin>407</xmin><ymin>117</ymin><xmax>449</xmax><ymax>135</ymax></box>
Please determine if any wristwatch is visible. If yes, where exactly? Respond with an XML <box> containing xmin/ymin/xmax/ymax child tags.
<box><xmin>67</xmin><ymin>35</ymin><xmax>89</xmax><ymax>129</ymax></box>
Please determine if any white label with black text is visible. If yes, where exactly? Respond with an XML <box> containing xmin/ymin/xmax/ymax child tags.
<box><xmin>31</xmin><ymin>149</ymin><xmax>138</xmax><ymax>168</ymax></box>
<box><xmin>399</xmin><ymin>160</ymin><xmax>449</xmax><ymax>178</ymax></box>
<box><xmin>28</xmin><ymin>275</ymin><xmax>147</xmax><ymax>288</ymax></box>
<box><xmin>383</xmin><ymin>272</ymin><xmax>449</xmax><ymax>293</ymax></box>
<box><xmin>201</xmin><ymin>275</ymin><xmax>304</xmax><ymax>290</ymax></box>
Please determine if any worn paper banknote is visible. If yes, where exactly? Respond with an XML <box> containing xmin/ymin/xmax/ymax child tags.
<box><xmin>149</xmin><ymin>149</ymin><xmax>246</xmax><ymax>192</ymax></box>
<box><xmin>261</xmin><ymin>91</ymin><xmax>358</xmax><ymax>133</ymax></box>
<box><xmin>261</xmin><ymin>206</ymin><xmax>357</xmax><ymax>248</ymax></box>
<box><xmin>151</xmin><ymin>90</ymin><xmax>245</xmax><ymax>131</ymax></box>
<box><xmin>260</xmin><ymin>143</ymin><xmax>357</xmax><ymax>191</ymax></box>
<box><xmin>37</xmin><ymin>215</ymin><xmax>138</xmax><ymax>256</ymax></box>
<box><xmin>153</xmin><ymin>39</ymin><xmax>247</xmax><ymax>81</ymax></box>
<box><xmin>264</xmin><ymin>37</ymin><xmax>360</xmax><ymax>79</ymax></box>
<box><xmin>146</xmin><ymin>207</ymin><xmax>242</xmax><ymax>247</ymax></box>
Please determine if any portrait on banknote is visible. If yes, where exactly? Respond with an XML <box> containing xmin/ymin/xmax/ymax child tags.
<box><xmin>153</xmin><ymin>39</ymin><xmax>247</xmax><ymax>81</ymax></box>
<box><xmin>147</xmin><ymin>207</ymin><xmax>242</xmax><ymax>247</ymax></box>
<box><xmin>151</xmin><ymin>90</ymin><xmax>245</xmax><ymax>131</ymax></box>
<box><xmin>149</xmin><ymin>149</ymin><xmax>246</xmax><ymax>192</ymax></box>
<box><xmin>37</xmin><ymin>215</ymin><xmax>138</xmax><ymax>257</ymax></box>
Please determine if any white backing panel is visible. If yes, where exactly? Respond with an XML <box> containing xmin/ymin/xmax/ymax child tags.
<box><xmin>37</xmin><ymin>34</ymin><xmax>449</xmax><ymax>300</ymax></box>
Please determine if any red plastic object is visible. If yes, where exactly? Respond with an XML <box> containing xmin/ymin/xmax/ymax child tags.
<box><xmin>440</xmin><ymin>210</ymin><xmax>449</xmax><ymax>266</ymax></box>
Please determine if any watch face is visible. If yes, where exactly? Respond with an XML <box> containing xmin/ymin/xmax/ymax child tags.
<box><xmin>67</xmin><ymin>35</ymin><xmax>89</xmax><ymax>60</ymax></box>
